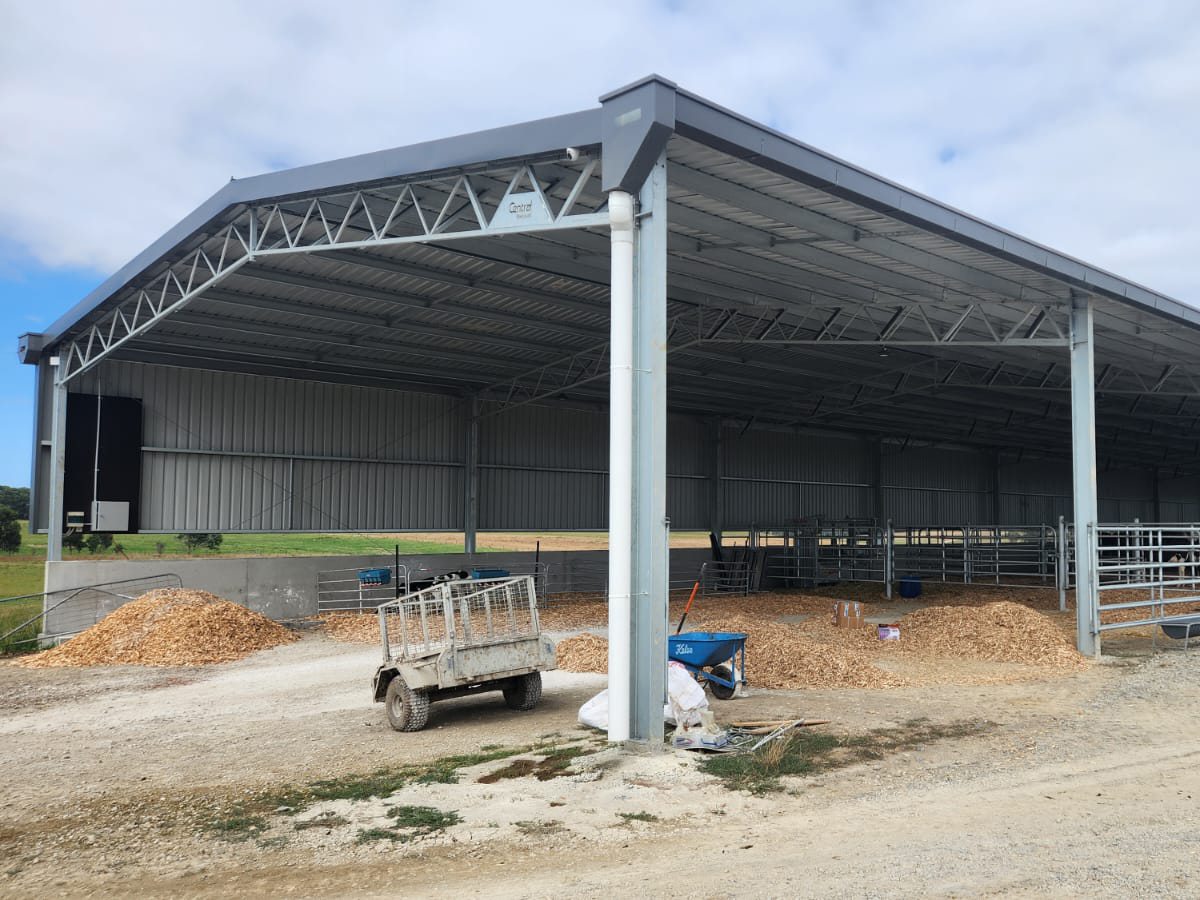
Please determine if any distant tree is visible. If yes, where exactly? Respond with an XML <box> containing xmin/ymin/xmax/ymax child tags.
<box><xmin>0</xmin><ymin>506</ymin><xmax>19</xmax><ymax>553</ymax></box>
<box><xmin>177</xmin><ymin>533</ymin><xmax>224</xmax><ymax>554</ymax></box>
<box><xmin>0</xmin><ymin>487</ymin><xmax>30</xmax><ymax>520</ymax></box>
<box><xmin>83</xmin><ymin>532</ymin><xmax>114</xmax><ymax>554</ymax></box>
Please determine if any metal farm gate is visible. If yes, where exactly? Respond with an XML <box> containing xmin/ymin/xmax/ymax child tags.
<box><xmin>751</xmin><ymin>518</ymin><xmax>1074</xmax><ymax>603</ymax></box>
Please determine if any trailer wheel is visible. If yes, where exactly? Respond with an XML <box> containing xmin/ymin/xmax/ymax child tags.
<box><xmin>502</xmin><ymin>672</ymin><xmax>542</xmax><ymax>711</ymax></box>
<box><xmin>706</xmin><ymin>665</ymin><xmax>736</xmax><ymax>700</ymax></box>
<box><xmin>385</xmin><ymin>676</ymin><xmax>430</xmax><ymax>731</ymax></box>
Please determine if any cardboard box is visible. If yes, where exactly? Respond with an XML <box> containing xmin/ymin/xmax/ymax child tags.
<box><xmin>832</xmin><ymin>600</ymin><xmax>863</xmax><ymax>628</ymax></box>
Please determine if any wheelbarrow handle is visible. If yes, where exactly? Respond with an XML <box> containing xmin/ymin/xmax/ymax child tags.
<box><xmin>675</xmin><ymin>581</ymin><xmax>701</xmax><ymax>635</ymax></box>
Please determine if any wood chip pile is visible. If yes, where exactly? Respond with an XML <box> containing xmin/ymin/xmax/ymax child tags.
<box><xmin>320</xmin><ymin>584</ymin><xmax>1092</xmax><ymax>689</ymax></box>
<box><xmin>699</xmin><ymin>615</ymin><xmax>908</xmax><ymax>689</ymax></box>
<box><xmin>20</xmin><ymin>588</ymin><xmax>297</xmax><ymax>668</ymax></box>
<box><xmin>319</xmin><ymin>612</ymin><xmax>382</xmax><ymax>643</ymax></box>
<box><xmin>896</xmin><ymin>602</ymin><xmax>1086</xmax><ymax>669</ymax></box>
<box><xmin>555</xmin><ymin>618</ymin><xmax>906</xmax><ymax>689</ymax></box>
<box><xmin>554</xmin><ymin>633</ymin><xmax>608</xmax><ymax>673</ymax></box>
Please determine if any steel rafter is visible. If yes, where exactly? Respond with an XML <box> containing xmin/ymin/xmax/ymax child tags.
<box><xmin>480</xmin><ymin>299</ymin><xmax>1068</xmax><ymax>411</ymax></box>
<box><xmin>56</xmin><ymin>158</ymin><xmax>606</xmax><ymax>382</ymax></box>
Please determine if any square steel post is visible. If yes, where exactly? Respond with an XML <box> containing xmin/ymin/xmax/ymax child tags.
<box><xmin>990</xmin><ymin>449</ymin><xmax>1003</xmax><ymax>524</ymax></box>
<box><xmin>629</xmin><ymin>151</ymin><xmax>669</xmax><ymax>746</ymax></box>
<box><xmin>46</xmin><ymin>368</ymin><xmax>67</xmax><ymax>565</ymax></box>
<box><xmin>463</xmin><ymin>395</ymin><xmax>480</xmax><ymax>555</ymax></box>
<box><xmin>1151</xmin><ymin>467</ymin><xmax>1161</xmax><ymax>522</ymax></box>
<box><xmin>709</xmin><ymin>416</ymin><xmax>724</xmax><ymax>543</ymax></box>
<box><xmin>1069</xmin><ymin>293</ymin><xmax>1099</xmax><ymax>656</ymax></box>
<box><xmin>872</xmin><ymin>438</ymin><xmax>884</xmax><ymax>522</ymax></box>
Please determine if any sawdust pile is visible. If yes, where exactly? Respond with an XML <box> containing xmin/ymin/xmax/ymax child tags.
<box><xmin>20</xmin><ymin>588</ymin><xmax>296</xmax><ymax>668</ymax></box>
<box><xmin>554</xmin><ymin>633</ymin><xmax>608</xmax><ymax>673</ymax></box>
<box><xmin>897</xmin><ymin>602</ymin><xmax>1084</xmax><ymax>668</ymax></box>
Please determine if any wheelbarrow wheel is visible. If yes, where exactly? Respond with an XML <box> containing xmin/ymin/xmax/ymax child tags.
<box><xmin>385</xmin><ymin>676</ymin><xmax>430</xmax><ymax>731</ymax></box>
<box><xmin>706</xmin><ymin>665</ymin><xmax>736</xmax><ymax>700</ymax></box>
<box><xmin>503</xmin><ymin>671</ymin><xmax>542</xmax><ymax>711</ymax></box>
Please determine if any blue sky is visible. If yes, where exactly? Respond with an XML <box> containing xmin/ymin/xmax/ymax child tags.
<box><xmin>2</xmin><ymin>0</ymin><xmax>1199</xmax><ymax>486</ymax></box>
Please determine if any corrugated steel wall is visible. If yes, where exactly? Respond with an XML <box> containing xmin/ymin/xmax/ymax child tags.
<box><xmin>34</xmin><ymin>360</ymin><xmax>1191</xmax><ymax>532</ymax></box>
<box><xmin>884</xmin><ymin>445</ymin><xmax>992</xmax><ymax>525</ymax></box>
<box><xmin>75</xmin><ymin>362</ymin><xmax>466</xmax><ymax>532</ymax></box>
<box><xmin>723</xmin><ymin>428</ymin><xmax>870</xmax><ymax>525</ymax></box>
<box><xmin>1160</xmin><ymin>476</ymin><xmax>1200</xmax><ymax>521</ymax></box>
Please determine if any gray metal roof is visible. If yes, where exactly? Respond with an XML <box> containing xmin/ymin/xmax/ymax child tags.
<box><xmin>25</xmin><ymin>76</ymin><xmax>1200</xmax><ymax>473</ymax></box>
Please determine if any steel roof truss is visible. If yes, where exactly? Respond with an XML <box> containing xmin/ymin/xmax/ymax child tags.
<box><xmin>57</xmin><ymin>158</ymin><xmax>609</xmax><ymax>383</ymax></box>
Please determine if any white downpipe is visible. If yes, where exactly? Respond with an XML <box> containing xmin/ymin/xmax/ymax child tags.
<box><xmin>607</xmin><ymin>190</ymin><xmax>635</xmax><ymax>743</ymax></box>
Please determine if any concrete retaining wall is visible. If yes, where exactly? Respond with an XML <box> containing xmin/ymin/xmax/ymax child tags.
<box><xmin>42</xmin><ymin>548</ymin><xmax>713</xmax><ymax>635</ymax></box>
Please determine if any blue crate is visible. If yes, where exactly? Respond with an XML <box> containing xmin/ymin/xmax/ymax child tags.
<box><xmin>471</xmin><ymin>568</ymin><xmax>510</xmax><ymax>579</ymax></box>
<box><xmin>358</xmin><ymin>567</ymin><xmax>391</xmax><ymax>586</ymax></box>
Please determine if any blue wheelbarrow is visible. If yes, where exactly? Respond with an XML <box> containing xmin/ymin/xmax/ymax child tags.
<box><xmin>668</xmin><ymin>631</ymin><xmax>747</xmax><ymax>700</ymax></box>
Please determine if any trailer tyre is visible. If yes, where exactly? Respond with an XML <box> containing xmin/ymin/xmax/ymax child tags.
<box><xmin>502</xmin><ymin>672</ymin><xmax>542</xmax><ymax>711</ymax></box>
<box><xmin>385</xmin><ymin>676</ymin><xmax>430</xmax><ymax>731</ymax></box>
<box><xmin>707</xmin><ymin>665</ymin><xmax>736</xmax><ymax>700</ymax></box>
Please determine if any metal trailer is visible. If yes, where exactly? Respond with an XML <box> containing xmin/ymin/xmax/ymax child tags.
<box><xmin>371</xmin><ymin>575</ymin><xmax>556</xmax><ymax>732</ymax></box>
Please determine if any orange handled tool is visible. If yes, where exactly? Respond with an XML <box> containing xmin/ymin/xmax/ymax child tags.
<box><xmin>675</xmin><ymin>581</ymin><xmax>701</xmax><ymax>634</ymax></box>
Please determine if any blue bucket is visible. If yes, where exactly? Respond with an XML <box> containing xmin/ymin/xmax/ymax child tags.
<box><xmin>898</xmin><ymin>575</ymin><xmax>922</xmax><ymax>599</ymax></box>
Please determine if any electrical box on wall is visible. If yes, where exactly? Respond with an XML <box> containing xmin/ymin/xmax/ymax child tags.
<box><xmin>91</xmin><ymin>501</ymin><xmax>130</xmax><ymax>533</ymax></box>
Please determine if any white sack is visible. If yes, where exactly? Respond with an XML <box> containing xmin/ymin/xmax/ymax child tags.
<box><xmin>578</xmin><ymin>662</ymin><xmax>710</xmax><ymax>730</ymax></box>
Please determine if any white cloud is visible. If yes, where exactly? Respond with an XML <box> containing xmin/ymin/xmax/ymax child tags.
<box><xmin>1</xmin><ymin>0</ymin><xmax>1198</xmax><ymax>302</ymax></box>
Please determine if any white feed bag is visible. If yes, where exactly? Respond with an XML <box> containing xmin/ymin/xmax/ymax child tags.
<box><xmin>578</xmin><ymin>662</ymin><xmax>710</xmax><ymax>730</ymax></box>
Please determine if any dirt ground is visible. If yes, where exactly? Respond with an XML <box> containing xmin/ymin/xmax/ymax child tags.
<box><xmin>3</xmin><ymin>611</ymin><xmax>1200</xmax><ymax>898</ymax></box>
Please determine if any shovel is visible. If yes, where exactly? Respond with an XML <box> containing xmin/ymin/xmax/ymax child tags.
<box><xmin>675</xmin><ymin>581</ymin><xmax>701</xmax><ymax>634</ymax></box>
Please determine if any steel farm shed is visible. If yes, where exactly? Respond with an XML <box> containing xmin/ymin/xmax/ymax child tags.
<box><xmin>19</xmin><ymin>75</ymin><xmax>1200</xmax><ymax>743</ymax></box>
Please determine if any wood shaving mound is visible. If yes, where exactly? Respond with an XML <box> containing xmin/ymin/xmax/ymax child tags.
<box><xmin>897</xmin><ymin>602</ymin><xmax>1084</xmax><ymax>669</ymax></box>
<box><xmin>554</xmin><ymin>633</ymin><xmax>608</xmax><ymax>673</ymax></box>
<box><xmin>20</xmin><ymin>588</ymin><xmax>297</xmax><ymax>668</ymax></box>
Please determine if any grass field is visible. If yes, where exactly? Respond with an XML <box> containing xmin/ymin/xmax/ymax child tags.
<box><xmin>11</xmin><ymin>527</ymin><xmax>496</xmax><ymax>562</ymax></box>
<box><xmin>0</xmin><ymin>523</ymin><xmax>500</xmax><ymax>604</ymax></box>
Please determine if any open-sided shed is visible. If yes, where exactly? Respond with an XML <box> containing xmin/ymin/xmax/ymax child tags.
<box><xmin>19</xmin><ymin>75</ymin><xmax>1200</xmax><ymax>742</ymax></box>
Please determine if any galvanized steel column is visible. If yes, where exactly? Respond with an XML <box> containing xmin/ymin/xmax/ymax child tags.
<box><xmin>463</xmin><ymin>395</ymin><xmax>480</xmax><ymax>555</ymax></box>
<box><xmin>1151</xmin><ymin>467</ymin><xmax>1161</xmax><ymax>522</ymax></box>
<box><xmin>872</xmin><ymin>439</ymin><xmax>884</xmax><ymax>521</ymax></box>
<box><xmin>991</xmin><ymin>449</ymin><xmax>1003</xmax><ymax>524</ymax></box>
<box><xmin>607</xmin><ymin>191</ymin><xmax>636</xmax><ymax>743</ymax></box>
<box><xmin>629</xmin><ymin>151</ymin><xmax>669</xmax><ymax>747</ymax></box>
<box><xmin>1069</xmin><ymin>293</ymin><xmax>1099</xmax><ymax>656</ymax></box>
<box><xmin>709</xmin><ymin>416</ymin><xmax>723</xmax><ymax>543</ymax></box>
<box><xmin>46</xmin><ymin>367</ymin><xmax>67</xmax><ymax>564</ymax></box>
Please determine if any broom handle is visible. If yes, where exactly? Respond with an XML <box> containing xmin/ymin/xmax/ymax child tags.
<box><xmin>676</xmin><ymin>581</ymin><xmax>701</xmax><ymax>634</ymax></box>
